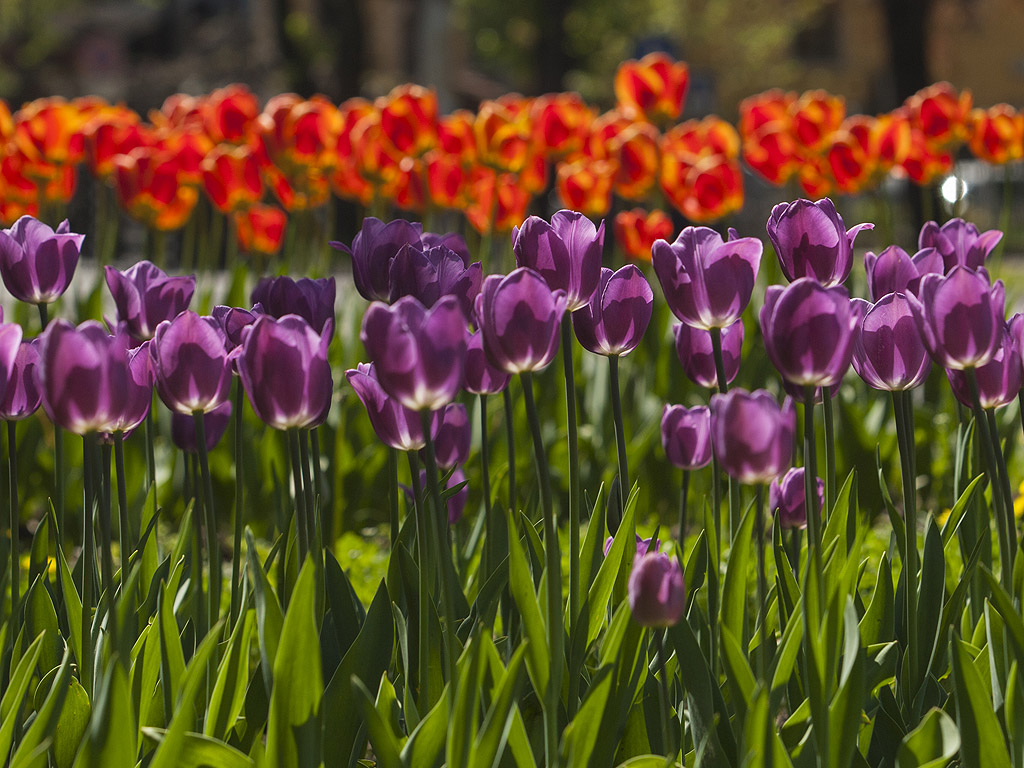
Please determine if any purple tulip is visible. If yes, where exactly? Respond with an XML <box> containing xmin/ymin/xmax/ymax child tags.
<box><xmin>388</xmin><ymin>244</ymin><xmax>482</xmax><ymax>321</ymax></box>
<box><xmin>38</xmin><ymin>321</ymin><xmax>149</xmax><ymax>435</ymax></box>
<box><xmin>652</xmin><ymin>226</ymin><xmax>762</xmax><ymax>331</ymax></box>
<box><xmin>0</xmin><ymin>340</ymin><xmax>39</xmax><ymax>421</ymax></box>
<box><xmin>212</xmin><ymin>304</ymin><xmax>263</xmax><ymax>351</ymax></box>
<box><xmin>427</xmin><ymin>403</ymin><xmax>471</xmax><ymax>470</ymax></box>
<box><xmin>250</xmin><ymin>276</ymin><xmax>335</xmax><ymax>334</ymax></box>
<box><xmin>628</xmin><ymin>553</ymin><xmax>685</xmax><ymax>627</ymax></box>
<box><xmin>766</xmin><ymin>198</ymin><xmax>873</xmax><ymax>287</ymax></box>
<box><xmin>474</xmin><ymin>268</ymin><xmax>567</xmax><ymax>374</ymax></box>
<box><xmin>105</xmin><ymin>261</ymin><xmax>195</xmax><ymax>341</ymax></box>
<box><xmin>0</xmin><ymin>320</ymin><xmax>22</xmax><ymax>406</ymax></box>
<box><xmin>710</xmin><ymin>389</ymin><xmax>795</xmax><ymax>485</ymax></box>
<box><xmin>421</xmin><ymin>231</ymin><xmax>471</xmax><ymax>263</ymax></box>
<box><xmin>906</xmin><ymin>266</ymin><xmax>1005</xmax><ymax>371</ymax></box>
<box><xmin>171</xmin><ymin>400</ymin><xmax>232</xmax><ymax>454</ymax></box>
<box><xmin>864</xmin><ymin>246</ymin><xmax>943</xmax><ymax>302</ymax></box>
<box><xmin>604</xmin><ymin>533</ymin><xmax>659</xmax><ymax>558</ymax></box>
<box><xmin>770</xmin><ymin>468</ymin><xmax>823</xmax><ymax>530</ymax></box>
<box><xmin>947</xmin><ymin>324</ymin><xmax>1022</xmax><ymax>410</ymax></box>
<box><xmin>572</xmin><ymin>265</ymin><xmax>653</xmax><ymax>357</ymax></box>
<box><xmin>780</xmin><ymin>380</ymin><xmax>837</xmax><ymax>405</ymax></box>
<box><xmin>0</xmin><ymin>216</ymin><xmax>84</xmax><ymax>304</ymax></box>
<box><xmin>761</xmin><ymin>278</ymin><xmax>863</xmax><ymax>387</ymax></box>
<box><xmin>361</xmin><ymin>295</ymin><xmax>467</xmax><ymax>411</ymax></box>
<box><xmin>237</xmin><ymin>314</ymin><xmax>334</xmax><ymax>430</ymax></box>
<box><xmin>672</xmin><ymin>319</ymin><xmax>744</xmax><ymax>389</ymax></box>
<box><xmin>661</xmin><ymin>404</ymin><xmax>712</xmax><ymax>470</ymax></box>
<box><xmin>513</xmin><ymin>210</ymin><xmax>604</xmax><ymax>311</ymax></box>
<box><xmin>919</xmin><ymin>218</ymin><xmax>1002</xmax><ymax>273</ymax></box>
<box><xmin>463</xmin><ymin>330</ymin><xmax>510</xmax><ymax>395</ymax></box>
<box><xmin>331</xmin><ymin>217</ymin><xmax>422</xmax><ymax>302</ymax></box>
<box><xmin>150</xmin><ymin>311</ymin><xmax>233</xmax><ymax>415</ymax></box>
<box><xmin>109</xmin><ymin>341</ymin><xmax>155</xmax><ymax>435</ymax></box>
<box><xmin>347</xmin><ymin>363</ymin><xmax>436</xmax><ymax>451</ymax></box>
<box><xmin>851</xmin><ymin>294</ymin><xmax>931</xmax><ymax>391</ymax></box>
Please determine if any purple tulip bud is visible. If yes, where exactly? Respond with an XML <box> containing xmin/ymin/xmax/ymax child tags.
<box><xmin>770</xmin><ymin>467</ymin><xmax>823</xmax><ymax>530</ymax></box>
<box><xmin>919</xmin><ymin>218</ymin><xmax>1002</xmax><ymax>273</ymax></box>
<box><xmin>947</xmin><ymin>324</ymin><xmax>1022</xmax><ymax>409</ymax></box>
<box><xmin>661</xmin><ymin>404</ymin><xmax>712</xmax><ymax>470</ymax></box>
<box><xmin>38</xmin><ymin>321</ymin><xmax>150</xmax><ymax>435</ymax></box>
<box><xmin>463</xmin><ymin>330</ymin><xmax>510</xmax><ymax>395</ymax></box>
<box><xmin>652</xmin><ymin>226</ymin><xmax>762</xmax><ymax>331</ymax></box>
<box><xmin>474</xmin><ymin>268</ymin><xmax>567</xmax><ymax>374</ymax></box>
<box><xmin>513</xmin><ymin>210</ymin><xmax>604</xmax><ymax>311</ymax></box>
<box><xmin>851</xmin><ymin>294</ymin><xmax>931</xmax><ymax>391</ymax></box>
<box><xmin>347</xmin><ymin>363</ymin><xmax>437</xmax><ymax>451</ymax></box>
<box><xmin>0</xmin><ymin>216</ymin><xmax>84</xmax><ymax>304</ymax></box>
<box><xmin>604</xmin><ymin>533</ymin><xmax>659</xmax><ymax>558</ymax></box>
<box><xmin>111</xmin><ymin>341</ymin><xmax>155</xmax><ymax>435</ymax></box>
<box><xmin>906</xmin><ymin>266</ymin><xmax>1005</xmax><ymax>371</ymax></box>
<box><xmin>427</xmin><ymin>403</ymin><xmax>471</xmax><ymax>470</ymax></box>
<box><xmin>672</xmin><ymin>319</ymin><xmax>744</xmax><ymax>389</ymax></box>
<box><xmin>420</xmin><ymin>231</ymin><xmax>471</xmax><ymax>264</ymax></box>
<box><xmin>710</xmin><ymin>388</ymin><xmax>795</xmax><ymax>485</ymax></box>
<box><xmin>766</xmin><ymin>198</ymin><xmax>873</xmax><ymax>287</ymax></box>
<box><xmin>331</xmin><ymin>217</ymin><xmax>422</xmax><ymax>302</ymax></box>
<box><xmin>237</xmin><ymin>314</ymin><xmax>333</xmax><ymax>430</ymax></box>
<box><xmin>761</xmin><ymin>278</ymin><xmax>863</xmax><ymax>387</ymax></box>
<box><xmin>105</xmin><ymin>261</ymin><xmax>196</xmax><ymax>341</ymax></box>
<box><xmin>171</xmin><ymin>400</ymin><xmax>232</xmax><ymax>454</ymax></box>
<box><xmin>0</xmin><ymin>339</ymin><xmax>37</xmax><ymax>420</ymax></box>
<box><xmin>628</xmin><ymin>553</ymin><xmax>685</xmax><ymax>627</ymax></box>
<box><xmin>389</xmin><ymin>244</ymin><xmax>482</xmax><ymax>320</ymax></box>
<box><xmin>251</xmin><ymin>276</ymin><xmax>335</xmax><ymax>334</ymax></box>
<box><xmin>864</xmin><ymin>246</ymin><xmax>943</xmax><ymax>302</ymax></box>
<box><xmin>212</xmin><ymin>304</ymin><xmax>263</xmax><ymax>351</ymax></box>
<box><xmin>0</xmin><ymin>321</ymin><xmax>22</xmax><ymax>406</ymax></box>
<box><xmin>151</xmin><ymin>311</ymin><xmax>233</xmax><ymax>415</ymax></box>
<box><xmin>572</xmin><ymin>265</ymin><xmax>653</xmax><ymax>357</ymax></box>
<box><xmin>361</xmin><ymin>295</ymin><xmax>467</xmax><ymax>411</ymax></box>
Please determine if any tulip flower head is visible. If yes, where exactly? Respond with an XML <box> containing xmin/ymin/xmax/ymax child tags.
<box><xmin>661</xmin><ymin>404</ymin><xmax>712</xmax><ymax>470</ymax></box>
<box><xmin>604</xmin><ymin>533</ymin><xmax>659</xmax><ymax>558</ymax></box>
<box><xmin>0</xmin><ymin>341</ymin><xmax>41</xmax><ymax>421</ymax></box>
<box><xmin>427</xmin><ymin>403</ymin><xmax>471</xmax><ymax>470</ymax></box>
<box><xmin>251</xmin><ymin>275</ymin><xmax>335</xmax><ymax>334</ymax></box>
<box><xmin>710</xmin><ymin>388</ymin><xmax>795</xmax><ymax>485</ymax></box>
<box><xmin>628</xmin><ymin>553</ymin><xmax>685</xmax><ymax>627</ymax></box>
<box><xmin>851</xmin><ymin>294</ymin><xmax>931</xmax><ymax>391</ymax></box>
<box><xmin>946</xmin><ymin>324</ymin><xmax>1022</xmax><ymax>410</ymax></box>
<box><xmin>572</xmin><ymin>265</ymin><xmax>653</xmax><ymax>357</ymax></box>
<box><xmin>0</xmin><ymin>320</ymin><xmax>24</xmax><ymax>407</ymax></box>
<box><xmin>513</xmin><ymin>210</ymin><xmax>604</xmax><ymax>312</ymax></box>
<box><xmin>918</xmin><ymin>218</ymin><xmax>1002</xmax><ymax>273</ymax></box>
<box><xmin>463</xmin><ymin>330</ymin><xmax>511</xmax><ymax>395</ymax></box>
<box><xmin>388</xmin><ymin>243</ymin><xmax>482</xmax><ymax>320</ymax></box>
<box><xmin>0</xmin><ymin>216</ymin><xmax>84</xmax><ymax>304</ymax></box>
<box><xmin>105</xmin><ymin>260</ymin><xmax>196</xmax><ymax>341</ymax></box>
<box><xmin>770</xmin><ymin>467</ymin><xmax>823</xmax><ymax>530</ymax></box>
<box><xmin>766</xmin><ymin>198</ymin><xmax>873</xmax><ymax>287</ymax></box>
<box><xmin>150</xmin><ymin>311</ymin><xmax>233</xmax><ymax>415</ymax></box>
<box><xmin>330</xmin><ymin>217</ymin><xmax>422</xmax><ymax>303</ymax></box>
<box><xmin>864</xmin><ymin>245</ymin><xmax>943</xmax><ymax>301</ymax></box>
<box><xmin>347</xmin><ymin>363</ymin><xmax>437</xmax><ymax>451</ymax></box>
<box><xmin>673</xmin><ymin>318</ymin><xmax>744</xmax><ymax>389</ymax></box>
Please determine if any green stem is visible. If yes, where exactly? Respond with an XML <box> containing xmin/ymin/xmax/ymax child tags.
<box><xmin>653</xmin><ymin>629</ymin><xmax>673</xmax><ymax>756</ymax></box>
<box><xmin>803</xmin><ymin>388</ymin><xmax>823</xmax><ymax>604</ymax></box>
<box><xmin>193</xmin><ymin>411</ymin><xmax>221</xmax><ymax>626</ymax></box>
<box><xmin>114</xmin><ymin>433</ymin><xmax>132</xmax><ymax>563</ymax></box>
<box><xmin>755</xmin><ymin>484</ymin><xmax>768</xmax><ymax>682</ymax></box>
<box><xmin>822</xmin><ymin>386</ymin><xmax>837</xmax><ymax>517</ymax></box>
<box><xmin>710</xmin><ymin>328</ymin><xmax>741</xmax><ymax>538</ymax></box>
<box><xmin>407</xmin><ymin>451</ymin><xmax>430</xmax><ymax>711</ymax></box>
<box><xmin>99</xmin><ymin>442</ymin><xmax>114</xmax><ymax>597</ymax></box>
<box><xmin>287</xmin><ymin>429</ymin><xmax>309</xmax><ymax>563</ymax></box>
<box><xmin>893</xmin><ymin>392</ymin><xmax>919</xmax><ymax>694</ymax></box>
<box><xmin>230</xmin><ymin>383</ymin><xmax>244</xmax><ymax>628</ymax></box>
<box><xmin>609</xmin><ymin>355</ymin><xmax>629</xmax><ymax>517</ymax></box>
<box><xmin>388</xmin><ymin>448</ymin><xmax>400</xmax><ymax>549</ymax></box>
<box><xmin>311</xmin><ymin>428</ymin><xmax>326</xmax><ymax>542</ymax></box>
<box><xmin>144</xmin><ymin>407</ymin><xmax>157</xmax><ymax>549</ymax></box>
<box><xmin>502</xmin><ymin>387</ymin><xmax>517</xmax><ymax>511</ymax></box>
<box><xmin>81</xmin><ymin>433</ymin><xmax>98</xmax><ymax>696</ymax></box>
<box><xmin>8</xmin><ymin>421</ymin><xmax>19</xmax><ymax>622</ymax></box>
<box><xmin>986</xmin><ymin>409</ymin><xmax>1016</xmax><ymax>571</ymax></box>
<box><xmin>679</xmin><ymin>469</ymin><xmax>690</xmax><ymax>541</ymax></box>
<box><xmin>188</xmin><ymin>454</ymin><xmax>206</xmax><ymax>638</ymax></box>
<box><xmin>561</xmin><ymin>318</ymin><xmax>580</xmax><ymax>630</ymax></box>
<box><xmin>479</xmin><ymin>394</ymin><xmax>493</xmax><ymax>576</ymax></box>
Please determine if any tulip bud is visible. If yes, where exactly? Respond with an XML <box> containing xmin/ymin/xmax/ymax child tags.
<box><xmin>628</xmin><ymin>553</ymin><xmax>685</xmax><ymax>627</ymax></box>
<box><xmin>770</xmin><ymin>468</ymin><xmax>823</xmax><ymax>530</ymax></box>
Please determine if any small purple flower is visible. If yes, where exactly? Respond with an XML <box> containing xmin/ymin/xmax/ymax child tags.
<box><xmin>672</xmin><ymin>319</ymin><xmax>744</xmax><ymax>389</ymax></box>
<box><xmin>463</xmin><ymin>330</ymin><xmax>510</xmax><ymax>395</ymax></box>
<box><xmin>331</xmin><ymin>217</ymin><xmax>422</xmax><ymax>302</ymax></box>
<box><xmin>661</xmin><ymin>404</ymin><xmax>712</xmax><ymax>470</ymax></box>
<box><xmin>0</xmin><ymin>341</ymin><xmax>40</xmax><ymax>421</ymax></box>
<box><xmin>761</xmin><ymin>278</ymin><xmax>863</xmax><ymax>388</ymax></box>
<box><xmin>150</xmin><ymin>311</ymin><xmax>233</xmax><ymax>415</ymax></box>
<box><xmin>251</xmin><ymin>276</ymin><xmax>335</xmax><ymax>334</ymax></box>
<box><xmin>474</xmin><ymin>268</ymin><xmax>567</xmax><ymax>374</ymax></box>
<box><xmin>361</xmin><ymin>295</ymin><xmax>467</xmax><ymax>411</ymax></box>
<box><xmin>652</xmin><ymin>226</ymin><xmax>762</xmax><ymax>330</ymax></box>
<box><xmin>572</xmin><ymin>265</ymin><xmax>653</xmax><ymax>357</ymax></box>
<box><xmin>171</xmin><ymin>400</ymin><xmax>232</xmax><ymax>454</ymax></box>
<box><xmin>766</xmin><ymin>198</ymin><xmax>873</xmax><ymax>287</ymax></box>
<box><xmin>628</xmin><ymin>553</ymin><xmax>685</xmax><ymax>627</ymax></box>
<box><xmin>851</xmin><ymin>294</ymin><xmax>931</xmax><ymax>391</ymax></box>
<box><xmin>427</xmin><ymin>403</ymin><xmax>471</xmax><ymax>470</ymax></box>
<box><xmin>105</xmin><ymin>261</ymin><xmax>196</xmax><ymax>341</ymax></box>
<box><xmin>710</xmin><ymin>388</ymin><xmax>795</xmax><ymax>485</ymax></box>
<box><xmin>513</xmin><ymin>210</ymin><xmax>604</xmax><ymax>311</ymax></box>
<box><xmin>212</xmin><ymin>304</ymin><xmax>263</xmax><ymax>351</ymax></box>
<box><xmin>0</xmin><ymin>216</ymin><xmax>84</xmax><ymax>305</ymax></box>
<box><xmin>906</xmin><ymin>266</ymin><xmax>1005</xmax><ymax>371</ymax></box>
<box><xmin>770</xmin><ymin>467</ymin><xmax>823</xmax><ymax>530</ymax></box>
<box><xmin>346</xmin><ymin>363</ymin><xmax>436</xmax><ymax>451</ymax></box>
<box><xmin>947</xmin><ymin>324</ymin><xmax>1022</xmax><ymax>410</ymax></box>
<box><xmin>388</xmin><ymin>244</ymin><xmax>482</xmax><ymax>320</ymax></box>
<box><xmin>864</xmin><ymin>246</ymin><xmax>943</xmax><ymax>302</ymax></box>
<box><xmin>604</xmin><ymin>533</ymin><xmax>659</xmax><ymax>558</ymax></box>
<box><xmin>237</xmin><ymin>314</ymin><xmax>333</xmax><ymax>430</ymax></box>
<box><xmin>919</xmin><ymin>218</ymin><xmax>1002</xmax><ymax>273</ymax></box>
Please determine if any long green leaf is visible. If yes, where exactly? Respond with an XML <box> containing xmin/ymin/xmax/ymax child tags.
<box><xmin>950</xmin><ymin>636</ymin><xmax>1011</xmax><ymax>768</ymax></box>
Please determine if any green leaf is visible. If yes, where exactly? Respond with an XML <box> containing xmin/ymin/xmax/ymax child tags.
<box><xmin>10</xmin><ymin>648</ymin><xmax>73</xmax><ymax>768</ymax></box>
<box><xmin>472</xmin><ymin>640</ymin><xmax>528</xmax><ymax>768</ymax></box>
<box><xmin>72</xmin><ymin>662</ymin><xmax>137</xmax><ymax>768</ymax></box>
<box><xmin>143</xmin><ymin>729</ymin><xmax>255</xmax><ymax>768</ymax></box>
<box><xmin>401</xmin><ymin>687</ymin><xmax>449</xmax><ymax>768</ymax></box>
<box><xmin>721</xmin><ymin>500</ymin><xmax>756</xmax><ymax>646</ymax></box>
<box><xmin>859</xmin><ymin>552</ymin><xmax>894</xmax><ymax>647</ymax></box>
<box><xmin>721</xmin><ymin>625</ymin><xmax>756</xmax><ymax>710</ymax></box>
<box><xmin>565</xmin><ymin>666</ymin><xmax>613</xmax><ymax>767</ymax></box>
<box><xmin>950</xmin><ymin>636</ymin><xmax>1012</xmax><ymax>768</ymax></box>
<box><xmin>579</xmin><ymin>493</ymin><xmax>638</xmax><ymax>650</ymax></box>
<box><xmin>505</xmin><ymin>506</ymin><xmax>549</xmax><ymax>699</ymax></box>
<box><xmin>916</xmin><ymin>521</ymin><xmax>945</xmax><ymax>685</ymax></box>
<box><xmin>246</xmin><ymin>528</ymin><xmax>284</xmax><ymax>696</ymax></box>
<box><xmin>205</xmin><ymin>609</ymin><xmax>255</xmax><ymax>739</ymax></box>
<box><xmin>56</xmin><ymin>544</ymin><xmax>83</xmax><ymax>670</ymax></box>
<box><xmin>895</xmin><ymin>707</ymin><xmax>960</xmax><ymax>768</ymax></box>
<box><xmin>352</xmin><ymin>677</ymin><xmax>403</xmax><ymax>768</ymax></box>
<box><xmin>51</xmin><ymin>675</ymin><xmax>91</xmax><ymax>768</ymax></box>
<box><xmin>940</xmin><ymin>473</ymin><xmax>984</xmax><ymax>547</ymax></box>
<box><xmin>481</xmin><ymin>636</ymin><xmax>536</xmax><ymax>768</ymax></box>
<box><xmin>829</xmin><ymin>598</ymin><xmax>865</xmax><ymax>768</ymax></box>
<box><xmin>266</xmin><ymin>558</ymin><xmax>323</xmax><ymax>768</ymax></box>
<box><xmin>877</xmin><ymin>447</ymin><xmax>906</xmax><ymax>564</ymax></box>
<box><xmin>0</xmin><ymin>632</ymin><xmax>46</xmax><ymax>758</ymax></box>
<box><xmin>447</xmin><ymin>633</ymin><xmax>486</xmax><ymax>768</ymax></box>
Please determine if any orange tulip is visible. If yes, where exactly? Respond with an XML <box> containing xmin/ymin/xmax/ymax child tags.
<box><xmin>898</xmin><ymin>129</ymin><xmax>953</xmax><ymax>186</ymax></box>
<box><xmin>873</xmin><ymin>110</ymin><xmax>913</xmax><ymax>171</ymax></box>
<box><xmin>0</xmin><ymin>100</ymin><xmax>14</xmax><ymax>143</ymax></box>
<box><xmin>556</xmin><ymin>158</ymin><xmax>615</xmax><ymax>217</ymax></box>
<box><xmin>1</xmin><ymin>148</ymin><xmax>76</xmax><ymax>207</ymax></box>
<box><xmin>84</xmin><ymin>111</ymin><xmax>151</xmax><ymax>179</ymax></box>
<box><xmin>258</xmin><ymin>94</ymin><xmax>341</xmax><ymax>174</ymax></box>
<box><xmin>826</xmin><ymin>117</ymin><xmax>876</xmax><ymax>195</ymax></box>
<box><xmin>475</xmin><ymin>99</ymin><xmax>531</xmax><ymax>173</ymax></box>
<box><xmin>531</xmin><ymin>92</ymin><xmax>593</xmax><ymax>158</ymax></box>
<box><xmin>797</xmin><ymin>153</ymin><xmax>833</xmax><ymax>199</ymax></box>
<box><xmin>614</xmin><ymin>52</ymin><xmax>689</xmax><ymax>123</ymax></box>
<box><xmin>437</xmin><ymin>110</ymin><xmax>478</xmax><ymax>165</ymax></box>
<box><xmin>113</xmin><ymin>147</ymin><xmax>198</xmax><ymax>231</ymax></box>
<box><xmin>665</xmin><ymin>117</ymin><xmax>740</xmax><ymax>160</ymax></box>
<box><xmin>379</xmin><ymin>84</ymin><xmax>438</xmax><ymax>157</ymax></box>
<box><xmin>742</xmin><ymin>124</ymin><xmax>800</xmax><ymax>186</ymax></box>
<box><xmin>234</xmin><ymin>203</ymin><xmax>287</xmax><ymax>257</ymax></box>
<box><xmin>969</xmin><ymin>104</ymin><xmax>1024</xmax><ymax>165</ymax></box>
<box><xmin>790</xmin><ymin>90</ymin><xmax>845</xmax><ymax>154</ymax></box>
<box><xmin>204</xmin><ymin>84</ymin><xmax>260</xmax><ymax>144</ymax></box>
<box><xmin>906</xmin><ymin>82</ymin><xmax>972</xmax><ymax>149</ymax></box>
<box><xmin>331</xmin><ymin>99</ymin><xmax>377</xmax><ymax>204</ymax></box>
<box><xmin>585</xmin><ymin>110</ymin><xmax>633</xmax><ymax>160</ymax></box>
<box><xmin>13</xmin><ymin>97</ymin><xmax>87</xmax><ymax>167</ymax></box>
<box><xmin>739</xmin><ymin>89</ymin><xmax>795</xmax><ymax>138</ymax></box>
<box><xmin>0</xmin><ymin>198</ymin><xmax>38</xmax><ymax>227</ymax></box>
<box><xmin>156</xmin><ymin>126</ymin><xmax>214</xmax><ymax>187</ymax></box>
<box><xmin>609</xmin><ymin>122</ymin><xmax>660</xmax><ymax>200</ymax></box>
<box><xmin>662</xmin><ymin>153</ymin><xmax>743</xmax><ymax>223</ymax></box>
<box><xmin>202</xmin><ymin>144</ymin><xmax>264</xmax><ymax>213</ymax></box>
<box><xmin>466</xmin><ymin>169</ymin><xmax>531</xmax><ymax>234</ymax></box>
<box><xmin>154</xmin><ymin>93</ymin><xmax>206</xmax><ymax>132</ymax></box>
<box><xmin>614</xmin><ymin>208</ymin><xmax>673</xmax><ymax>262</ymax></box>
<box><xmin>425</xmin><ymin>150</ymin><xmax>468</xmax><ymax>209</ymax></box>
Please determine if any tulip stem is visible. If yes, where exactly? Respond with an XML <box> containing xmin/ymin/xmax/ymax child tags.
<box><xmin>479</xmin><ymin>394</ymin><xmax>494</xmax><ymax>580</ymax></box>
<box><xmin>193</xmin><ymin>411</ymin><xmax>221</xmax><ymax>626</ymax></box>
<box><xmin>287</xmin><ymin>429</ymin><xmax>309</xmax><ymax>563</ymax></box>
<box><xmin>803</xmin><ymin>388</ymin><xmax>823</xmax><ymax>604</ymax></box>
<box><xmin>502</xmin><ymin>388</ymin><xmax>517</xmax><ymax>511</ymax></box>
<box><xmin>407</xmin><ymin>451</ymin><xmax>430</xmax><ymax>712</ymax></box>
<box><xmin>711</xmin><ymin>328</ymin><xmax>741</xmax><ymax>539</ymax></box>
<box><xmin>230</xmin><ymin>383</ymin><xmax>245</xmax><ymax>629</ymax></box>
<box><xmin>562</xmin><ymin>317</ymin><xmax>581</xmax><ymax>631</ymax></box>
<box><xmin>98</xmin><ymin>442</ymin><xmax>115</xmax><ymax>596</ymax></box>
<box><xmin>893</xmin><ymin>392</ymin><xmax>920</xmax><ymax>695</ymax></box>
<box><xmin>609</xmin><ymin>355</ymin><xmax>629</xmax><ymax>517</ymax></box>
<box><xmin>188</xmin><ymin>454</ymin><xmax>207</xmax><ymax>639</ymax></box>
<box><xmin>521</xmin><ymin>370</ymin><xmax>563</xmax><ymax>768</ymax></box>
<box><xmin>81</xmin><ymin>433</ymin><xmax>97</xmax><ymax>696</ymax></box>
<box><xmin>114</xmin><ymin>432</ymin><xmax>136</xmax><ymax>648</ymax></box>
<box><xmin>299</xmin><ymin>429</ymin><xmax>325</xmax><ymax>627</ymax></box>
<box><xmin>822</xmin><ymin>386</ymin><xmax>837</xmax><ymax>517</ymax></box>
<box><xmin>679</xmin><ymin>469</ymin><xmax>690</xmax><ymax>540</ymax></box>
<box><xmin>144</xmin><ymin>407</ymin><xmax>157</xmax><ymax>550</ymax></box>
<box><xmin>652</xmin><ymin>629</ymin><xmax>674</xmax><ymax>757</ymax></box>
<box><xmin>387</xmin><ymin>448</ymin><xmax>400</xmax><ymax>549</ymax></box>
<box><xmin>8</xmin><ymin>421</ymin><xmax>19</xmax><ymax>623</ymax></box>
<box><xmin>755</xmin><ymin>484</ymin><xmax>768</xmax><ymax>682</ymax></box>
<box><xmin>986</xmin><ymin>408</ymin><xmax>1016</xmax><ymax>573</ymax></box>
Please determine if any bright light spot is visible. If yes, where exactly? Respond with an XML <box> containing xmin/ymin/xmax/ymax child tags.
<box><xmin>940</xmin><ymin>175</ymin><xmax>968</xmax><ymax>205</ymax></box>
